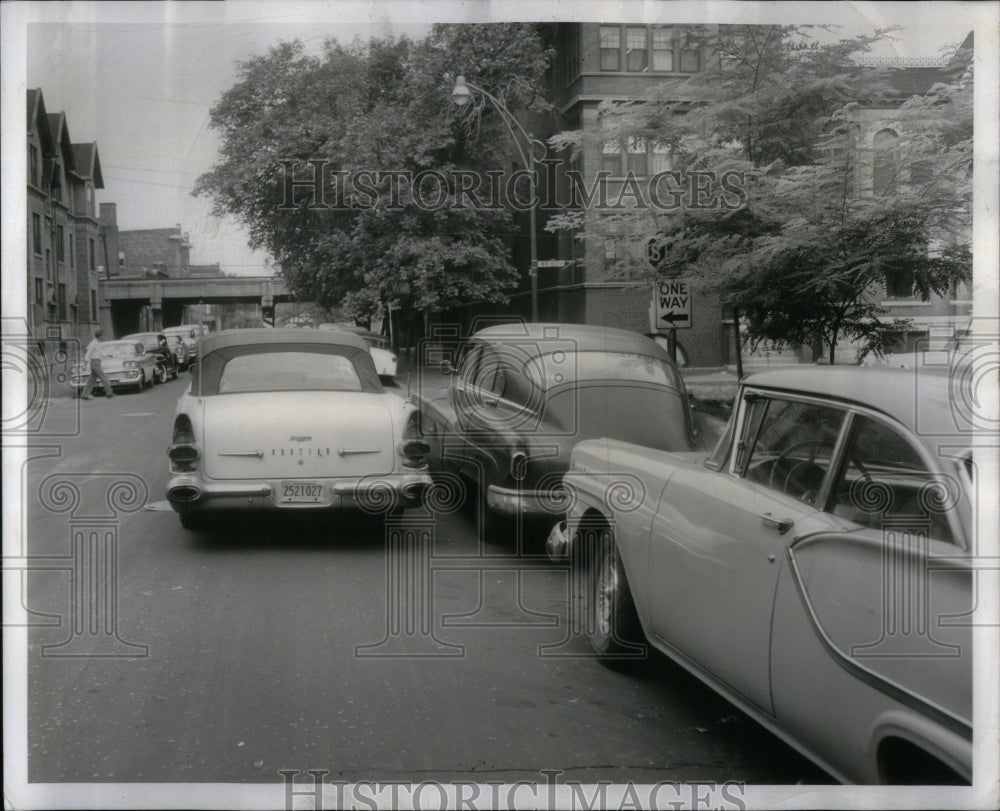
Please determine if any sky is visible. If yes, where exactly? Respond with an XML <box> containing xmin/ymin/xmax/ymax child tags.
<box><xmin>8</xmin><ymin>1</ymin><xmax>991</xmax><ymax>278</ymax></box>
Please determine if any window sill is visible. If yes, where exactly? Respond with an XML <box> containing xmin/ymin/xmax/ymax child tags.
<box><xmin>880</xmin><ymin>299</ymin><xmax>930</xmax><ymax>307</ymax></box>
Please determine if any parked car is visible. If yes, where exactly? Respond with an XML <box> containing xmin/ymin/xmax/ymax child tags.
<box><xmin>319</xmin><ymin>324</ymin><xmax>398</xmax><ymax>382</ymax></box>
<box><xmin>123</xmin><ymin>332</ymin><xmax>178</xmax><ymax>383</ymax></box>
<box><xmin>557</xmin><ymin>366</ymin><xmax>974</xmax><ymax>784</ymax></box>
<box><xmin>417</xmin><ymin>323</ymin><xmax>707</xmax><ymax>543</ymax></box>
<box><xmin>167</xmin><ymin>334</ymin><xmax>191</xmax><ymax>370</ymax></box>
<box><xmin>165</xmin><ymin>328</ymin><xmax>432</xmax><ymax>529</ymax></box>
<box><xmin>70</xmin><ymin>340</ymin><xmax>157</xmax><ymax>394</ymax></box>
<box><xmin>162</xmin><ymin>325</ymin><xmax>201</xmax><ymax>363</ymax></box>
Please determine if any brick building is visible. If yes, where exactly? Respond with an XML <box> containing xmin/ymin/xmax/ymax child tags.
<box><xmin>26</xmin><ymin>88</ymin><xmax>105</xmax><ymax>347</ymax></box>
<box><xmin>115</xmin><ymin>224</ymin><xmax>192</xmax><ymax>278</ymax></box>
<box><xmin>444</xmin><ymin>25</ymin><xmax>973</xmax><ymax>368</ymax></box>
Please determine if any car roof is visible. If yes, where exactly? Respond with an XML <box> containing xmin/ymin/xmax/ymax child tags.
<box><xmin>162</xmin><ymin>325</ymin><xmax>195</xmax><ymax>332</ymax></box>
<box><xmin>123</xmin><ymin>332</ymin><xmax>163</xmax><ymax>340</ymax></box>
<box><xmin>743</xmin><ymin>366</ymin><xmax>968</xmax><ymax>437</ymax></box>
<box><xmin>471</xmin><ymin>322</ymin><xmax>667</xmax><ymax>358</ymax></box>
<box><xmin>200</xmin><ymin>327</ymin><xmax>369</xmax><ymax>355</ymax></box>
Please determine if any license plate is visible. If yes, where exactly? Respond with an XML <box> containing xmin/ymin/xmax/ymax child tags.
<box><xmin>279</xmin><ymin>481</ymin><xmax>325</xmax><ymax>504</ymax></box>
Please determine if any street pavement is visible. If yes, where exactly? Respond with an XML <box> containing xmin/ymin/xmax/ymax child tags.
<box><xmin>12</xmin><ymin>370</ymin><xmax>832</xmax><ymax>789</ymax></box>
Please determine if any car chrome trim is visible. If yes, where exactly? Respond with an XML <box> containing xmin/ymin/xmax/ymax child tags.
<box><xmin>786</xmin><ymin>540</ymin><xmax>972</xmax><ymax>740</ymax></box>
<box><xmin>486</xmin><ymin>484</ymin><xmax>567</xmax><ymax>516</ymax></box>
<box><xmin>217</xmin><ymin>450</ymin><xmax>264</xmax><ymax>458</ymax></box>
<box><xmin>337</xmin><ymin>448</ymin><xmax>382</xmax><ymax>456</ymax></box>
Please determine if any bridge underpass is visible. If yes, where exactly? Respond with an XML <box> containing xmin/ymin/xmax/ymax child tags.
<box><xmin>100</xmin><ymin>276</ymin><xmax>292</xmax><ymax>337</ymax></box>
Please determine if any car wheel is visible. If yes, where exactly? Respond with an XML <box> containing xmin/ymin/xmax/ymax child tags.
<box><xmin>589</xmin><ymin>531</ymin><xmax>644</xmax><ymax>659</ymax></box>
<box><xmin>154</xmin><ymin>365</ymin><xmax>166</xmax><ymax>384</ymax></box>
<box><xmin>170</xmin><ymin>364</ymin><xmax>178</xmax><ymax>380</ymax></box>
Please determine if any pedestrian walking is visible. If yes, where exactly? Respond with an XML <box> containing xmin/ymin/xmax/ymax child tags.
<box><xmin>80</xmin><ymin>328</ymin><xmax>115</xmax><ymax>400</ymax></box>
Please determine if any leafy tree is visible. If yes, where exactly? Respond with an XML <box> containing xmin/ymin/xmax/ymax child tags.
<box><xmin>547</xmin><ymin>25</ymin><xmax>972</xmax><ymax>364</ymax></box>
<box><xmin>195</xmin><ymin>26</ymin><xmax>554</xmax><ymax>347</ymax></box>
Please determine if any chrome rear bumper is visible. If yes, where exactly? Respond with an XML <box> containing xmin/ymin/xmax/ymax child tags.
<box><xmin>167</xmin><ymin>471</ymin><xmax>432</xmax><ymax>514</ymax></box>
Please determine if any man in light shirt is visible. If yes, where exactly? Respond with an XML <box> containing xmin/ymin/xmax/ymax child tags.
<box><xmin>80</xmin><ymin>327</ymin><xmax>115</xmax><ymax>400</ymax></box>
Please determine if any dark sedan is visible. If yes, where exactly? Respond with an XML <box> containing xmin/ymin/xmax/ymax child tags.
<box><xmin>416</xmin><ymin>323</ymin><xmax>708</xmax><ymax>544</ymax></box>
<box><xmin>122</xmin><ymin>332</ymin><xmax>179</xmax><ymax>383</ymax></box>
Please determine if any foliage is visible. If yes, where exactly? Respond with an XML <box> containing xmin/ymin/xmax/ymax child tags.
<box><xmin>546</xmin><ymin>25</ymin><xmax>973</xmax><ymax>362</ymax></box>
<box><xmin>195</xmin><ymin>25</ymin><xmax>554</xmax><ymax>325</ymax></box>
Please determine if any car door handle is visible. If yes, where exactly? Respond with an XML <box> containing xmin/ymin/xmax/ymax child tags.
<box><xmin>759</xmin><ymin>512</ymin><xmax>793</xmax><ymax>534</ymax></box>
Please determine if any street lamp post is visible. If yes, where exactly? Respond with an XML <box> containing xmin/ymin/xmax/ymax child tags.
<box><xmin>452</xmin><ymin>75</ymin><xmax>546</xmax><ymax>322</ymax></box>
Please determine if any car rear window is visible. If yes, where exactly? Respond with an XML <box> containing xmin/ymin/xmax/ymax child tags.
<box><xmin>526</xmin><ymin>351</ymin><xmax>681</xmax><ymax>389</ymax></box>
<box><xmin>218</xmin><ymin>351</ymin><xmax>363</xmax><ymax>393</ymax></box>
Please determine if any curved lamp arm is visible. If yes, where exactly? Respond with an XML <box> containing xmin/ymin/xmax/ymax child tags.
<box><xmin>451</xmin><ymin>76</ymin><xmax>547</xmax><ymax>168</ymax></box>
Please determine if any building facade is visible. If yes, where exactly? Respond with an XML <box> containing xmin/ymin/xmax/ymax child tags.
<box><xmin>446</xmin><ymin>25</ymin><xmax>973</xmax><ymax>368</ymax></box>
<box><xmin>27</xmin><ymin>89</ymin><xmax>105</xmax><ymax>348</ymax></box>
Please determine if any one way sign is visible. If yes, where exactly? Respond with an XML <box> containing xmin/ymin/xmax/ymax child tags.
<box><xmin>652</xmin><ymin>280</ymin><xmax>692</xmax><ymax>329</ymax></box>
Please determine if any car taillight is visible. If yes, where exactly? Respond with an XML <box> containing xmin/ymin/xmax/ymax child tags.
<box><xmin>397</xmin><ymin>439</ymin><xmax>430</xmax><ymax>469</ymax></box>
<box><xmin>169</xmin><ymin>415</ymin><xmax>199</xmax><ymax>471</ymax></box>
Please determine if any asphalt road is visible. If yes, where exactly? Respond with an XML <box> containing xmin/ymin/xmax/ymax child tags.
<box><xmin>19</xmin><ymin>374</ymin><xmax>832</xmax><ymax>787</ymax></box>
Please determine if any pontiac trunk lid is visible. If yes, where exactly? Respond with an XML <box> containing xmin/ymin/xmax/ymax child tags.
<box><xmin>202</xmin><ymin>391</ymin><xmax>395</xmax><ymax>479</ymax></box>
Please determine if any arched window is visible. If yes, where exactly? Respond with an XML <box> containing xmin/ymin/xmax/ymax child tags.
<box><xmin>872</xmin><ymin>129</ymin><xmax>899</xmax><ymax>196</ymax></box>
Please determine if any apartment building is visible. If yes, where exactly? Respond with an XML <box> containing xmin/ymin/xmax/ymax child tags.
<box><xmin>27</xmin><ymin>88</ymin><xmax>105</xmax><ymax>347</ymax></box>
<box><xmin>460</xmin><ymin>24</ymin><xmax>974</xmax><ymax>367</ymax></box>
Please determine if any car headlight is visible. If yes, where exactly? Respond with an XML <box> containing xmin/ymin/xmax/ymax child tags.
<box><xmin>123</xmin><ymin>360</ymin><xmax>138</xmax><ymax>369</ymax></box>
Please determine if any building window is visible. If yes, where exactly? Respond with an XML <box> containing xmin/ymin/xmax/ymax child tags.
<box><xmin>885</xmin><ymin>268</ymin><xmax>914</xmax><ymax>298</ymax></box>
<box><xmin>57</xmin><ymin>283</ymin><xmax>67</xmax><ymax>320</ymax></box>
<box><xmin>679</xmin><ymin>46</ymin><xmax>701</xmax><ymax>73</ymax></box>
<box><xmin>873</xmin><ymin>129</ymin><xmax>899</xmax><ymax>196</ymax></box>
<box><xmin>51</xmin><ymin>164</ymin><xmax>62</xmax><ymax>202</ymax></box>
<box><xmin>604</xmin><ymin>235</ymin><xmax>623</xmax><ymax>272</ymax></box>
<box><xmin>69</xmin><ymin>233</ymin><xmax>75</xmax><ymax>268</ymax></box>
<box><xmin>651</xmin><ymin>142</ymin><xmax>673</xmax><ymax>174</ymax></box>
<box><xmin>56</xmin><ymin>226</ymin><xmax>65</xmax><ymax>264</ymax></box>
<box><xmin>89</xmin><ymin>238</ymin><xmax>96</xmax><ymax>272</ymax></box>
<box><xmin>600</xmin><ymin>26</ymin><xmax>621</xmax><ymax>71</ymax></box>
<box><xmin>626</xmin><ymin>27</ymin><xmax>648</xmax><ymax>71</ymax></box>
<box><xmin>602</xmin><ymin>140</ymin><xmax>622</xmax><ymax>175</ymax></box>
<box><xmin>626</xmin><ymin>138</ymin><xmax>648</xmax><ymax>175</ymax></box>
<box><xmin>652</xmin><ymin>29</ymin><xmax>674</xmax><ymax>71</ymax></box>
<box><xmin>91</xmin><ymin>290</ymin><xmax>97</xmax><ymax>319</ymax></box>
<box><xmin>35</xmin><ymin>278</ymin><xmax>43</xmax><ymax>306</ymax></box>
<box><xmin>29</xmin><ymin>145</ymin><xmax>40</xmax><ymax>187</ymax></box>
<box><xmin>119</xmin><ymin>251</ymin><xmax>125</xmax><ymax>266</ymax></box>
<box><xmin>32</xmin><ymin>213</ymin><xmax>42</xmax><ymax>255</ymax></box>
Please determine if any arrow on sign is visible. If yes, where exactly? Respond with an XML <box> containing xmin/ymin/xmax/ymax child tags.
<box><xmin>659</xmin><ymin>312</ymin><xmax>690</xmax><ymax>326</ymax></box>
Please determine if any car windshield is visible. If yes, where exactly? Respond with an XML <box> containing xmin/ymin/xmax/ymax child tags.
<box><xmin>102</xmin><ymin>342</ymin><xmax>140</xmax><ymax>359</ymax></box>
<box><xmin>525</xmin><ymin>351</ymin><xmax>681</xmax><ymax>389</ymax></box>
<box><xmin>218</xmin><ymin>350</ymin><xmax>364</xmax><ymax>393</ymax></box>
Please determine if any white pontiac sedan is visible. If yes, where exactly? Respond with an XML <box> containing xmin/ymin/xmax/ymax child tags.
<box><xmin>560</xmin><ymin>366</ymin><xmax>976</xmax><ymax>785</ymax></box>
<box><xmin>166</xmin><ymin>329</ymin><xmax>431</xmax><ymax>529</ymax></box>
